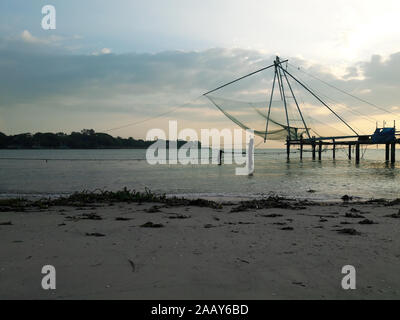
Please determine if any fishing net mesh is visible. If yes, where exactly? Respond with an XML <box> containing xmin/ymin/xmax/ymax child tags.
<box><xmin>203</xmin><ymin>66</ymin><xmax>364</xmax><ymax>141</ymax></box>
<box><xmin>205</xmin><ymin>95</ymin><xmax>308</xmax><ymax>141</ymax></box>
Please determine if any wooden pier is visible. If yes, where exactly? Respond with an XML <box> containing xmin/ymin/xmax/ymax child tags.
<box><xmin>287</xmin><ymin>135</ymin><xmax>399</xmax><ymax>164</ymax></box>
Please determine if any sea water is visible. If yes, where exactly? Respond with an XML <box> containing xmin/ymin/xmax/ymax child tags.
<box><xmin>0</xmin><ymin>148</ymin><xmax>399</xmax><ymax>201</ymax></box>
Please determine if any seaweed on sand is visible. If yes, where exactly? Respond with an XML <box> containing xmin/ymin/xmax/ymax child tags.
<box><xmin>386</xmin><ymin>199</ymin><xmax>400</xmax><ymax>206</ymax></box>
<box><xmin>165</xmin><ymin>197</ymin><xmax>222</xmax><ymax>209</ymax></box>
<box><xmin>0</xmin><ymin>187</ymin><xmax>222</xmax><ymax>210</ymax></box>
<box><xmin>345</xmin><ymin>212</ymin><xmax>365</xmax><ymax>219</ymax></box>
<box><xmin>366</xmin><ymin>198</ymin><xmax>400</xmax><ymax>206</ymax></box>
<box><xmin>85</xmin><ymin>232</ymin><xmax>105</xmax><ymax>237</ymax></box>
<box><xmin>358</xmin><ymin>219</ymin><xmax>376</xmax><ymax>225</ymax></box>
<box><xmin>54</xmin><ymin>187</ymin><xmax>164</xmax><ymax>205</ymax></box>
<box><xmin>230</xmin><ymin>196</ymin><xmax>308</xmax><ymax>213</ymax></box>
<box><xmin>58</xmin><ymin>188</ymin><xmax>222</xmax><ymax>209</ymax></box>
<box><xmin>384</xmin><ymin>211</ymin><xmax>400</xmax><ymax>218</ymax></box>
<box><xmin>0</xmin><ymin>198</ymin><xmax>29</xmax><ymax>212</ymax></box>
<box><xmin>140</xmin><ymin>221</ymin><xmax>164</xmax><ymax>228</ymax></box>
<box><xmin>336</xmin><ymin>228</ymin><xmax>361</xmax><ymax>235</ymax></box>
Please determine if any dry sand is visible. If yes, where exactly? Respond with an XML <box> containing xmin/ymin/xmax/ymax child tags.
<box><xmin>1</xmin><ymin>198</ymin><xmax>400</xmax><ymax>299</ymax></box>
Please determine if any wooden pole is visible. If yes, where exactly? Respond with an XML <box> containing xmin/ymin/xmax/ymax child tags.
<box><xmin>286</xmin><ymin>137</ymin><xmax>290</xmax><ymax>160</ymax></box>
<box><xmin>332</xmin><ymin>139</ymin><xmax>336</xmax><ymax>159</ymax></box>
<box><xmin>348</xmin><ymin>144</ymin><xmax>351</xmax><ymax>160</ymax></box>
<box><xmin>276</xmin><ymin>59</ymin><xmax>291</xmax><ymax>139</ymax></box>
<box><xmin>385</xmin><ymin>143</ymin><xmax>390</xmax><ymax>162</ymax></box>
<box><xmin>312</xmin><ymin>137</ymin><xmax>316</xmax><ymax>160</ymax></box>
<box><xmin>264</xmin><ymin>69</ymin><xmax>277</xmax><ymax>142</ymax></box>
<box><xmin>391</xmin><ymin>142</ymin><xmax>396</xmax><ymax>163</ymax></box>
<box><xmin>318</xmin><ymin>141</ymin><xmax>322</xmax><ymax>160</ymax></box>
<box><xmin>281</xmin><ymin>71</ymin><xmax>311</xmax><ymax>139</ymax></box>
<box><xmin>248</xmin><ymin>136</ymin><xmax>254</xmax><ymax>175</ymax></box>
<box><xmin>355</xmin><ymin>143</ymin><xmax>360</xmax><ymax>164</ymax></box>
<box><xmin>300</xmin><ymin>138</ymin><xmax>303</xmax><ymax>160</ymax></box>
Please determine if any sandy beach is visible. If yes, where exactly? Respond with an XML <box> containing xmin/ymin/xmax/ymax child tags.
<box><xmin>1</xmin><ymin>192</ymin><xmax>400</xmax><ymax>300</ymax></box>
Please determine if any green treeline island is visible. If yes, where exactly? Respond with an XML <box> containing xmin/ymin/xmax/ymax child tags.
<box><xmin>0</xmin><ymin>129</ymin><xmax>191</xmax><ymax>149</ymax></box>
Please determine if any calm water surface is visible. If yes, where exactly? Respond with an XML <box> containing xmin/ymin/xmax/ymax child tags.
<box><xmin>0</xmin><ymin>148</ymin><xmax>399</xmax><ymax>201</ymax></box>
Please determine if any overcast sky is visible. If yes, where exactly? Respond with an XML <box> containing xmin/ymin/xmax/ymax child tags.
<box><xmin>1</xmin><ymin>0</ymin><xmax>400</xmax><ymax>143</ymax></box>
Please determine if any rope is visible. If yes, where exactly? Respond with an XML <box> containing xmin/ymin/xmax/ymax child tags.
<box><xmin>289</xmin><ymin>67</ymin><xmax>377</xmax><ymax>125</ymax></box>
<box><xmin>288</xmin><ymin>62</ymin><xmax>400</xmax><ymax>118</ymax></box>
<box><xmin>290</xmin><ymin>73</ymin><xmax>349</xmax><ymax>137</ymax></box>
<box><xmin>100</xmin><ymin>95</ymin><xmax>203</xmax><ymax>133</ymax></box>
<box><xmin>361</xmin><ymin>145</ymin><xmax>368</xmax><ymax>159</ymax></box>
<box><xmin>285</xmin><ymin>68</ymin><xmax>365</xmax><ymax>135</ymax></box>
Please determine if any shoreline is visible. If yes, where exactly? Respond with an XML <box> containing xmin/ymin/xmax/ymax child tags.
<box><xmin>1</xmin><ymin>190</ymin><xmax>400</xmax><ymax>299</ymax></box>
<box><xmin>0</xmin><ymin>189</ymin><xmax>391</xmax><ymax>204</ymax></box>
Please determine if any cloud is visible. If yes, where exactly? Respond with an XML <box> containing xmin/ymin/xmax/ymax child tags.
<box><xmin>21</xmin><ymin>30</ymin><xmax>45</xmax><ymax>44</ymax></box>
<box><xmin>1</xmin><ymin>32</ymin><xmax>400</xmax><ymax>138</ymax></box>
<box><xmin>92</xmin><ymin>47</ymin><xmax>112</xmax><ymax>56</ymax></box>
<box><xmin>20</xmin><ymin>30</ymin><xmax>67</xmax><ymax>45</ymax></box>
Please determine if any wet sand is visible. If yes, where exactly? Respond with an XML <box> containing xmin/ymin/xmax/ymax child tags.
<box><xmin>1</xmin><ymin>198</ymin><xmax>400</xmax><ymax>299</ymax></box>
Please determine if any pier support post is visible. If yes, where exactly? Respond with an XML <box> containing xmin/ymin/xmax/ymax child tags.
<box><xmin>386</xmin><ymin>143</ymin><xmax>390</xmax><ymax>162</ymax></box>
<box><xmin>300</xmin><ymin>138</ymin><xmax>303</xmax><ymax>160</ymax></box>
<box><xmin>348</xmin><ymin>144</ymin><xmax>351</xmax><ymax>160</ymax></box>
<box><xmin>286</xmin><ymin>138</ymin><xmax>290</xmax><ymax>160</ymax></box>
<box><xmin>312</xmin><ymin>143</ymin><xmax>316</xmax><ymax>160</ymax></box>
<box><xmin>318</xmin><ymin>141</ymin><xmax>322</xmax><ymax>161</ymax></box>
<box><xmin>332</xmin><ymin>139</ymin><xmax>336</xmax><ymax>159</ymax></box>
<box><xmin>218</xmin><ymin>149</ymin><xmax>223</xmax><ymax>165</ymax></box>
<box><xmin>391</xmin><ymin>142</ymin><xmax>396</xmax><ymax>163</ymax></box>
<box><xmin>355</xmin><ymin>143</ymin><xmax>360</xmax><ymax>164</ymax></box>
<box><xmin>312</xmin><ymin>137</ymin><xmax>316</xmax><ymax>160</ymax></box>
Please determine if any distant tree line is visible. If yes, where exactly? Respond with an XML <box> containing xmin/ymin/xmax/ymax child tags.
<box><xmin>0</xmin><ymin>129</ymin><xmax>190</xmax><ymax>149</ymax></box>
